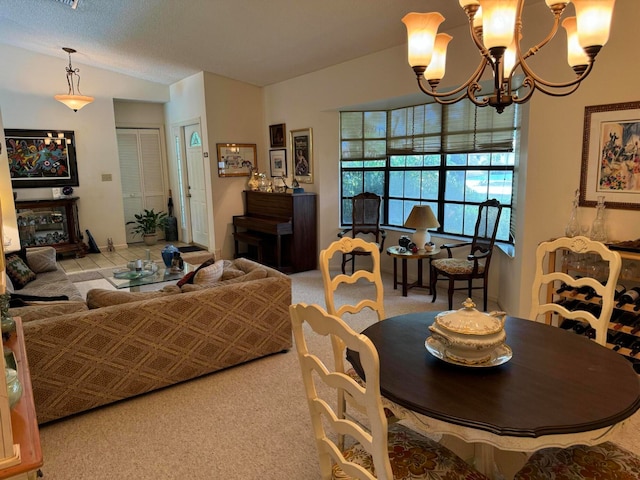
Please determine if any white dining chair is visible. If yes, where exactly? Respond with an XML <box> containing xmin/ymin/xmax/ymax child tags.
<box><xmin>319</xmin><ymin>237</ymin><xmax>389</xmax><ymax>448</ymax></box>
<box><xmin>519</xmin><ymin>236</ymin><xmax>640</xmax><ymax>478</ymax></box>
<box><xmin>529</xmin><ymin>235</ymin><xmax>621</xmax><ymax>346</ymax></box>
<box><xmin>289</xmin><ymin>303</ymin><xmax>490</xmax><ymax>480</ymax></box>
<box><xmin>319</xmin><ymin>236</ymin><xmax>386</xmax><ymax>322</ymax></box>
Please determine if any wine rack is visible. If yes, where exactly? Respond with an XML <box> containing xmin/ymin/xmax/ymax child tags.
<box><xmin>549</xmin><ymin>248</ymin><xmax>640</xmax><ymax>374</ymax></box>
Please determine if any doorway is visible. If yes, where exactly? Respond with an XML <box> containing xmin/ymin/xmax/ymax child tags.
<box><xmin>174</xmin><ymin>122</ymin><xmax>209</xmax><ymax>248</ymax></box>
<box><xmin>116</xmin><ymin>128</ymin><xmax>167</xmax><ymax>244</ymax></box>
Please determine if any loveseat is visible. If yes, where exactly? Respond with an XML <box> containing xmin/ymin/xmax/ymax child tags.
<box><xmin>7</xmin><ymin>252</ymin><xmax>292</xmax><ymax>424</ymax></box>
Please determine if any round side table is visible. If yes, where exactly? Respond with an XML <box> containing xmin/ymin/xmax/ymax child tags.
<box><xmin>386</xmin><ymin>246</ymin><xmax>441</xmax><ymax>297</ymax></box>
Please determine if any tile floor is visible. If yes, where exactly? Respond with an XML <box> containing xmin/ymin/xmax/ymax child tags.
<box><xmin>58</xmin><ymin>241</ymin><xmax>192</xmax><ymax>274</ymax></box>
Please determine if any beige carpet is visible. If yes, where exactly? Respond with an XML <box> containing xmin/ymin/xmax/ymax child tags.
<box><xmin>37</xmin><ymin>269</ymin><xmax>639</xmax><ymax>479</ymax></box>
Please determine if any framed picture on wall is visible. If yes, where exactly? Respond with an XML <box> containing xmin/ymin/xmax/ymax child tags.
<box><xmin>269</xmin><ymin>123</ymin><xmax>286</xmax><ymax>148</ymax></box>
<box><xmin>216</xmin><ymin>143</ymin><xmax>257</xmax><ymax>177</ymax></box>
<box><xmin>579</xmin><ymin>101</ymin><xmax>640</xmax><ymax>210</ymax></box>
<box><xmin>291</xmin><ymin>128</ymin><xmax>313</xmax><ymax>184</ymax></box>
<box><xmin>5</xmin><ymin>129</ymin><xmax>78</xmax><ymax>188</ymax></box>
<box><xmin>269</xmin><ymin>149</ymin><xmax>287</xmax><ymax>177</ymax></box>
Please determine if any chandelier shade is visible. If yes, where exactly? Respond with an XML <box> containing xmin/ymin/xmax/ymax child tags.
<box><xmin>54</xmin><ymin>47</ymin><xmax>94</xmax><ymax>112</ymax></box>
<box><xmin>402</xmin><ymin>0</ymin><xmax>616</xmax><ymax>113</ymax></box>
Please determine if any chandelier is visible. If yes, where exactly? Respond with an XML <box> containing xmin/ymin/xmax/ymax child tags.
<box><xmin>54</xmin><ymin>47</ymin><xmax>94</xmax><ymax>112</ymax></box>
<box><xmin>402</xmin><ymin>0</ymin><xmax>616</xmax><ymax>113</ymax></box>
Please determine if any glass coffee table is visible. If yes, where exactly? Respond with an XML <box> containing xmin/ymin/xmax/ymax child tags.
<box><xmin>105</xmin><ymin>263</ymin><xmax>195</xmax><ymax>291</ymax></box>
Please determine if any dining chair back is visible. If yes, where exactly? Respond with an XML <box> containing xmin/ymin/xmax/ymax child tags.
<box><xmin>319</xmin><ymin>237</ymin><xmax>386</xmax><ymax>322</ymax></box>
<box><xmin>338</xmin><ymin>192</ymin><xmax>386</xmax><ymax>274</ymax></box>
<box><xmin>431</xmin><ymin>199</ymin><xmax>502</xmax><ymax>311</ymax></box>
<box><xmin>529</xmin><ymin>236</ymin><xmax>622</xmax><ymax>346</ymax></box>
<box><xmin>289</xmin><ymin>302</ymin><xmax>490</xmax><ymax>480</ymax></box>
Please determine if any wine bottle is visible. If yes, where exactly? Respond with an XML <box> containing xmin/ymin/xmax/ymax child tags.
<box><xmin>629</xmin><ymin>339</ymin><xmax>640</xmax><ymax>357</ymax></box>
<box><xmin>573</xmin><ymin>321</ymin><xmax>590</xmax><ymax>335</ymax></box>
<box><xmin>583</xmin><ymin>287</ymin><xmax>599</xmax><ymax>301</ymax></box>
<box><xmin>616</xmin><ymin>287</ymin><xmax>640</xmax><ymax>308</ymax></box>
<box><xmin>613</xmin><ymin>333</ymin><xmax>635</xmax><ymax>352</ymax></box>
<box><xmin>614</xmin><ymin>284</ymin><xmax>627</xmax><ymax>300</ymax></box>
<box><xmin>556</xmin><ymin>282</ymin><xmax>577</xmax><ymax>295</ymax></box>
<box><xmin>629</xmin><ymin>316</ymin><xmax>640</xmax><ymax>335</ymax></box>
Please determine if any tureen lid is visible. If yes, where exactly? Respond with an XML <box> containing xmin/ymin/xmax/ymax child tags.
<box><xmin>435</xmin><ymin>298</ymin><xmax>504</xmax><ymax>335</ymax></box>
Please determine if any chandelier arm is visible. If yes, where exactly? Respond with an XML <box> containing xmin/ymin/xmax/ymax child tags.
<box><xmin>523</xmin><ymin>78</ymin><xmax>582</xmax><ymax>98</ymax></box>
<box><xmin>520</xmin><ymin>11</ymin><xmax>563</xmax><ymax>62</ymax></box>
<box><xmin>519</xmin><ymin>57</ymin><xmax>594</xmax><ymax>90</ymax></box>
<box><xmin>414</xmin><ymin>58</ymin><xmax>490</xmax><ymax>99</ymax></box>
<box><xmin>65</xmin><ymin>70</ymin><xmax>74</xmax><ymax>95</ymax></box>
<box><xmin>465</xmin><ymin>8</ymin><xmax>491</xmax><ymax>60</ymax></box>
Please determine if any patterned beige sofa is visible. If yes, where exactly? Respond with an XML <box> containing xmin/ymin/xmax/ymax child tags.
<box><xmin>19</xmin><ymin>257</ymin><xmax>292</xmax><ymax>424</ymax></box>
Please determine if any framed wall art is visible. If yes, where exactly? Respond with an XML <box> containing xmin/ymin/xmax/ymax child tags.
<box><xmin>5</xmin><ymin>129</ymin><xmax>78</xmax><ymax>188</ymax></box>
<box><xmin>579</xmin><ymin>101</ymin><xmax>640</xmax><ymax>210</ymax></box>
<box><xmin>291</xmin><ymin>127</ymin><xmax>313</xmax><ymax>184</ymax></box>
<box><xmin>269</xmin><ymin>149</ymin><xmax>287</xmax><ymax>177</ymax></box>
<box><xmin>217</xmin><ymin>143</ymin><xmax>257</xmax><ymax>177</ymax></box>
<box><xmin>269</xmin><ymin>123</ymin><xmax>286</xmax><ymax>148</ymax></box>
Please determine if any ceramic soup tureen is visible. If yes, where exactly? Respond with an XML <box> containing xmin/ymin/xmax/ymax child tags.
<box><xmin>428</xmin><ymin>298</ymin><xmax>507</xmax><ymax>365</ymax></box>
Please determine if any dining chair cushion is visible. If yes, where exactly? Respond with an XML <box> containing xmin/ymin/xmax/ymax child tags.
<box><xmin>432</xmin><ymin>258</ymin><xmax>485</xmax><ymax>275</ymax></box>
<box><xmin>513</xmin><ymin>441</ymin><xmax>640</xmax><ymax>480</ymax></box>
<box><xmin>332</xmin><ymin>423</ymin><xmax>488</xmax><ymax>480</ymax></box>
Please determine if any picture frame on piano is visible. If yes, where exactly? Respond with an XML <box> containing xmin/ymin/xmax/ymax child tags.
<box><xmin>291</xmin><ymin>128</ymin><xmax>313</xmax><ymax>184</ymax></box>
<box><xmin>217</xmin><ymin>143</ymin><xmax>257</xmax><ymax>177</ymax></box>
<box><xmin>269</xmin><ymin>149</ymin><xmax>287</xmax><ymax>177</ymax></box>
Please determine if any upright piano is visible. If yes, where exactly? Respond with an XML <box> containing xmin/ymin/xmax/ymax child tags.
<box><xmin>233</xmin><ymin>190</ymin><xmax>317</xmax><ymax>273</ymax></box>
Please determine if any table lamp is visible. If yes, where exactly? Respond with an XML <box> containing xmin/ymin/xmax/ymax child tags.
<box><xmin>404</xmin><ymin>205</ymin><xmax>440</xmax><ymax>252</ymax></box>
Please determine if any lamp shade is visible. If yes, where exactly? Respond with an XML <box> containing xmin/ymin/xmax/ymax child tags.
<box><xmin>404</xmin><ymin>205</ymin><xmax>440</xmax><ymax>230</ymax></box>
<box><xmin>54</xmin><ymin>94</ymin><xmax>94</xmax><ymax>112</ymax></box>
<box><xmin>404</xmin><ymin>205</ymin><xmax>440</xmax><ymax>251</ymax></box>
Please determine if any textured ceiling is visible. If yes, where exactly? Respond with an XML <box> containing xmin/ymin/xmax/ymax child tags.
<box><xmin>0</xmin><ymin>0</ymin><xmax>481</xmax><ymax>87</ymax></box>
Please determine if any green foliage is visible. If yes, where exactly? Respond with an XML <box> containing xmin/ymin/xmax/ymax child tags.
<box><xmin>126</xmin><ymin>209</ymin><xmax>168</xmax><ymax>237</ymax></box>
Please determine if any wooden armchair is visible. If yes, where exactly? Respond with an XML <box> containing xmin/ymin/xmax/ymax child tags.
<box><xmin>431</xmin><ymin>199</ymin><xmax>502</xmax><ymax>311</ymax></box>
<box><xmin>338</xmin><ymin>192</ymin><xmax>386</xmax><ymax>274</ymax></box>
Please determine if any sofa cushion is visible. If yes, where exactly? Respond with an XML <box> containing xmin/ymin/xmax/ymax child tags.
<box><xmin>193</xmin><ymin>259</ymin><xmax>225</xmax><ymax>285</ymax></box>
<box><xmin>26</xmin><ymin>247</ymin><xmax>58</xmax><ymax>273</ymax></box>
<box><xmin>86</xmin><ymin>285</ymin><xmax>181</xmax><ymax>309</ymax></box>
<box><xmin>5</xmin><ymin>255</ymin><xmax>37</xmax><ymax>289</ymax></box>
<box><xmin>181</xmin><ymin>267</ymin><xmax>268</xmax><ymax>292</ymax></box>
<box><xmin>221</xmin><ymin>267</ymin><xmax>246</xmax><ymax>281</ymax></box>
<box><xmin>10</xmin><ymin>301</ymin><xmax>89</xmax><ymax>323</ymax></box>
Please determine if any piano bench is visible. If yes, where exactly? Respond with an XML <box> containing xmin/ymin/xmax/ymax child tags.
<box><xmin>233</xmin><ymin>231</ymin><xmax>265</xmax><ymax>263</ymax></box>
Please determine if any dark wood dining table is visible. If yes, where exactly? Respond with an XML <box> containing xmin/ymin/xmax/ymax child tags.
<box><xmin>346</xmin><ymin>311</ymin><xmax>640</xmax><ymax>479</ymax></box>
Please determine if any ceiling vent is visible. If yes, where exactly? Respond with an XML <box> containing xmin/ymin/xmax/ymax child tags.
<box><xmin>51</xmin><ymin>0</ymin><xmax>79</xmax><ymax>9</ymax></box>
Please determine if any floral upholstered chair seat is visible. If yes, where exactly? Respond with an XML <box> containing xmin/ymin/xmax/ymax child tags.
<box><xmin>333</xmin><ymin>423</ymin><xmax>488</xmax><ymax>480</ymax></box>
<box><xmin>514</xmin><ymin>441</ymin><xmax>640</xmax><ymax>479</ymax></box>
<box><xmin>431</xmin><ymin>258</ymin><xmax>486</xmax><ymax>275</ymax></box>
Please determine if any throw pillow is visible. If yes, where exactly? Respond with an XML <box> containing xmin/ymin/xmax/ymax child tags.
<box><xmin>175</xmin><ymin>257</ymin><xmax>216</xmax><ymax>287</ymax></box>
<box><xmin>5</xmin><ymin>255</ymin><xmax>37</xmax><ymax>289</ymax></box>
<box><xmin>221</xmin><ymin>267</ymin><xmax>246</xmax><ymax>281</ymax></box>
<box><xmin>26</xmin><ymin>247</ymin><xmax>58</xmax><ymax>273</ymax></box>
<box><xmin>193</xmin><ymin>259</ymin><xmax>225</xmax><ymax>285</ymax></box>
<box><xmin>176</xmin><ymin>271</ymin><xmax>196</xmax><ymax>287</ymax></box>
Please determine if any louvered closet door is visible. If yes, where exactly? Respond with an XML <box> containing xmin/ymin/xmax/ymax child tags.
<box><xmin>117</xmin><ymin>129</ymin><xmax>167</xmax><ymax>244</ymax></box>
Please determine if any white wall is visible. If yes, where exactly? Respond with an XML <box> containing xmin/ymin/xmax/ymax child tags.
<box><xmin>0</xmin><ymin>44</ymin><xmax>169</xmax><ymax>251</ymax></box>
<box><xmin>264</xmin><ymin>1</ymin><xmax>640</xmax><ymax>316</ymax></box>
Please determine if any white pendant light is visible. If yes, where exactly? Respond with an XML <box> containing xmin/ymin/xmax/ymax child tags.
<box><xmin>54</xmin><ymin>47</ymin><xmax>94</xmax><ymax>112</ymax></box>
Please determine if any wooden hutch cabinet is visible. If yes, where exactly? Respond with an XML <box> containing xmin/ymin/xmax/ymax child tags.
<box><xmin>15</xmin><ymin>197</ymin><xmax>87</xmax><ymax>258</ymax></box>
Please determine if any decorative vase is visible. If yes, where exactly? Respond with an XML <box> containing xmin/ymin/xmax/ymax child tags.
<box><xmin>161</xmin><ymin>244</ymin><xmax>180</xmax><ymax>267</ymax></box>
<box><xmin>590</xmin><ymin>196</ymin><xmax>608</xmax><ymax>242</ymax></box>
<box><xmin>5</xmin><ymin>368</ymin><xmax>22</xmax><ymax>409</ymax></box>
<box><xmin>248</xmin><ymin>170</ymin><xmax>260</xmax><ymax>191</ymax></box>
<box><xmin>565</xmin><ymin>189</ymin><xmax>580</xmax><ymax>238</ymax></box>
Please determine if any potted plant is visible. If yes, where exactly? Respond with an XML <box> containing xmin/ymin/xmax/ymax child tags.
<box><xmin>126</xmin><ymin>209</ymin><xmax>169</xmax><ymax>245</ymax></box>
